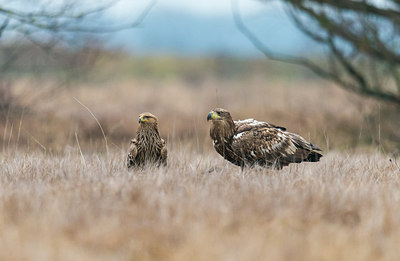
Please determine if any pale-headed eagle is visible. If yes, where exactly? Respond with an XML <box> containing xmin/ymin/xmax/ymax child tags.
<box><xmin>207</xmin><ymin>108</ymin><xmax>322</xmax><ymax>169</ymax></box>
<box><xmin>127</xmin><ymin>112</ymin><xmax>167</xmax><ymax>169</ymax></box>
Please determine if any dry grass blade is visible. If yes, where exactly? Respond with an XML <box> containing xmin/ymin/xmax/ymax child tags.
<box><xmin>25</xmin><ymin>130</ymin><xmax>46</xmax><ymax>151</ymax></box>
<box><xmin>73</xmin><ymin>96</ymin><xmax>109</xmax><ymax>156</ymax></box>
<box><xmin>75</xmin><ymin>131</ymin><xmax>86</xmax><ymax>167</ymax></box>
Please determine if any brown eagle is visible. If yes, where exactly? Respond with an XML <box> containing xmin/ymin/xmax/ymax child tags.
<box><xmin>127</xmin><ymin>112</ymin><xmax>167</xmax><ymax>169</ymax></box>
<box><xmin>207</xmin><ymin>108</ymin><xmax>322</xmax><ymax>169</ymax></box>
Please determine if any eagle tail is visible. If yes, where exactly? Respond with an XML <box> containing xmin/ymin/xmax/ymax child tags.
<box><xmin>306</xmin><ymin>150</ymin><xmax>323</xmax><ymax>162</ymax></box>
<box><xmin>310</xmin><ymin>143</ymin><xmax>322</xmax><ymax>151</ymax></box>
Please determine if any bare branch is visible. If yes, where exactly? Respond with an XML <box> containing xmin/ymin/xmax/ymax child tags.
<box><xmin>328</xmin><ymin>36</ymin><xmax>368</xmax><ymax>91</ymax></box>
<box><xmin>290</xmin><ymin>0</ymin><xmax>400</xmax><ymax>24</ymax></box>
<box><xmin>237</xmin><ymin>0</ymin><xmax>400</xmax><ymax>105</ymax></box>
<box><xmin>0</xmin><ymin>0</ymin><xmax>157</xmax><ymax>77</ymax></box>
<box><xmin>232</xmin><ymin>0</ymin><xmax>347</xmax><ymax>87</ymax></box>
<box><xmin>0</xmin><ymin>0</ymin><xmax>156</xmax><ymax>34</ymax></box>
<box><xmin>0</xmin><ymin>18</ymin><xmax>8</xmax><ymax>38</ymax></box>
<box><xmin>290</xmin><ymin>2</ymin><xmax>400</xmax><ymax>63</ymax></box>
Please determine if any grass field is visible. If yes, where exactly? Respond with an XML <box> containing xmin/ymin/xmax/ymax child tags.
<box><xmin>1</xmin><ymin>54</ymin><xmax>399</xmax><ymax>260</ymax></box>
<box><xmin>4</xmin><ymin>72</ymin><xmax>399</xmax><ymax>153</ymax></box>
<box><xmin>0</xmin><ymin>149</ymin><xmax>399</xmax><ymax>261</ymax></box>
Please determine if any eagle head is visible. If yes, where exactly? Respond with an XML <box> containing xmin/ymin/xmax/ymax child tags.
<box><xmin>207</xmin><ymin>108</ymin><xmax>236</xmax><ymax>147</ymax></box>
<box><xmin>207</xmin><ymin>108</ymin><xmax>232</xmax><ymax>122</ymax></box>
<box><xmin>138</xmin><ymin>112</ymin><xmax>158</xmax><ymax>125</ymax></box>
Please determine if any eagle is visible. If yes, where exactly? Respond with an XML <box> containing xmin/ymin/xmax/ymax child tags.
<box><xmin>127</xmin><ymin>112</ymin><xmax>167</xmax><ymax>169</ymax></box>
<box><xmin>207</xmin><ymin>108</ymin><xmax>322</xmax><ymax>169</ymax></box>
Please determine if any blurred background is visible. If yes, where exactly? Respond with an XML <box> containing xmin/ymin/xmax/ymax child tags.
<box><xmin>0</xmin><ymin>0</ymin><xmax>399</xmax><ymax>154</ymax></box>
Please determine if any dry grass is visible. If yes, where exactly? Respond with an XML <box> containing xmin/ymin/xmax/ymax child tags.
<box><xmin>0</xmin><ymin>148</ymin><xmax>399</xmax><ymax>261</ymax></box>
<box><xmin>5</xmin><ymin>75</ymin><xmax>397</xmax><ymax>153</ymax></box>
<box><xmin>1</xmin><ymin>55</ymin><xmax>399</xmax><ymax>260</ymax></box>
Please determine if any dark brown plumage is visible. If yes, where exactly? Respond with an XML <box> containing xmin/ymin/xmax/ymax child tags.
<box><xmin>127</xmin><ymin>112</ymin><xmax>167</xmax><ymax>169</ymax></box>
<box><xmin>207</xmin><ymin>108</ymin><xmax>322</xmax><ymax>169</ymax></box>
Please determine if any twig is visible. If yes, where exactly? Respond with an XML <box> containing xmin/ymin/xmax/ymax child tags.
<box><xmin>231</xmin><ymin>0</ymin><xmax>337</xmax><ymax>81</ymax></box>
<box><xmin>0</xmin><ymin>0</ymin><xmax>157</xmax><ymax>34</ymax></box>
<box><xmin>0</xmin><ymin>18</ymin><xmax>9</xmax><ymax>38</ymax></box>
<box><xmin>232</xmin><ymin>0</ymin><xmax>400</xmax><ymax>105</ymax></box>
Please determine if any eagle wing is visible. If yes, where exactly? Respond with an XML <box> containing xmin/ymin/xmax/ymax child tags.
<box><xmin>231</xmin><ymin>127</ymin><xmax>321</xmax><ymax>168</ymax></box>
<box><xmin>127</xmin><ymin>138</ymin><xmax>138</xmax><ymax>169</ymax></box>
<box><xmin>235</xmin><ymin>119</ymin><xmax>286</xmax><ymax>132</ymax></box>
<box><xmin>160</xmin><ymin>138</ymin><xmax>167</xmax><ymax>166</ymax></box>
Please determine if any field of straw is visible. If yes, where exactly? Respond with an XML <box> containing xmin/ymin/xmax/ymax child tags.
<box><xmin>0</xmin><ymin>150</ymin><xmax>399</xmax><ymax>261</ymax></box>
<box><xmin>5</xmin><ymin>64</ymin><xmax>397</xmax><ymax>153</ymax></box>
<box><xmin>1</xmin><ymin>56</ymin><xmax>399</xmax><ymax>260</ymax></box>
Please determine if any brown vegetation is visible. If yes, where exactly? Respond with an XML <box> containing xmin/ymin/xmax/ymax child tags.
<box><xmin>1</xmin><ymin>55</ymin><xmax>399</xmax><ymax>154</ymax></box>
<box><xmin>0</xmin><ymin>150</ymin><xmax>399</xmax><ymax>260</ymax></box>
<box><xmin>1</xmin><ymin>53</ymin><xmax>399</xmax><ymax>260</ymax></box>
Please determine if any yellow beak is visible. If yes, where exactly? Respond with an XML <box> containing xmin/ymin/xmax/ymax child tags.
<box><xmin>207</xmin><ymin>111</ymin><xmax>220</xmax><ymax>121</ymax></box>
<box><xmin>138</xmin><ymin>116</ymin><xmax>147</xmax><ymax>123</ymax></box>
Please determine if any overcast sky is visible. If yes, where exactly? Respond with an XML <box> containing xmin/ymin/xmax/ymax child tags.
<box><xmin>1</xmin><ymin>0</ymin><xmax>312</xmax><ymax>57</ymax></box>
<box><xmin>108</xmin><ymin>0</ymin><xmax>273</xmax><ymax>17</ymax></box>
<box><xmin>101</xmin><ymin>0</ymin><xmax>314</xmax><ymax>57</ymax></box>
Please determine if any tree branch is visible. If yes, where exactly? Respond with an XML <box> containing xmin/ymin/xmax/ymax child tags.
<box><xmin>235</xmin><ymin>0</ymin><xmax>400</xmax><ymax>105</ymax></box>
<box><xmin>0</xmin><ymin>0</ymin><xmax>156</xmax><ymax>34</ymax></box>
<box><xmin>288</xmin><ymin>0</ymin><xmax>400</xmax><ymax>24</ymax></box>
<box><xmin>0</xmin><ymin>18</ymin><xmax>8</xmax><ymax>38</ymax></box>
<box><xmin>290</xmin><ymin>2</ymin><xmax>400</xmax><ymax>63</ymax></box>
<box><xmin>232</xmin><ymin>0</ymin><xmax>338</xmax><ymax>81</ymax></box>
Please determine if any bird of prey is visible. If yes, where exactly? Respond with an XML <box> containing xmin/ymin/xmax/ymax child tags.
<box><xmin>127</xmin><ymin>112</ymin><xmax>167</xmax><ymax>169</ymax></box>
<box><xmin>207</xmin><ymin>108</ymin><xmax>322</xmax><ymax>169</ymax></box>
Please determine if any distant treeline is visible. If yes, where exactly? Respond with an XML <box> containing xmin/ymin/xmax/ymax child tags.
<box><xmin>0</xmin><ymin>43</ymin><xmax>319</xmax><ymax>83</ymax></box>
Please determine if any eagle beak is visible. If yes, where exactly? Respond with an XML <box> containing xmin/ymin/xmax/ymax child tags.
<box><xmin>207</xmin><ymin>111</ymin><xmax>219</xmax><ymax>121</ymax></box>
<box><xmin>138</xmin><ymin>116</ymin><xmax>143</xmax><ymax>123</ymax></box>
<box><xmin>207</xmin><ymin>112</ymin><xmax>212</xmax><ymax>121</ymax></box>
